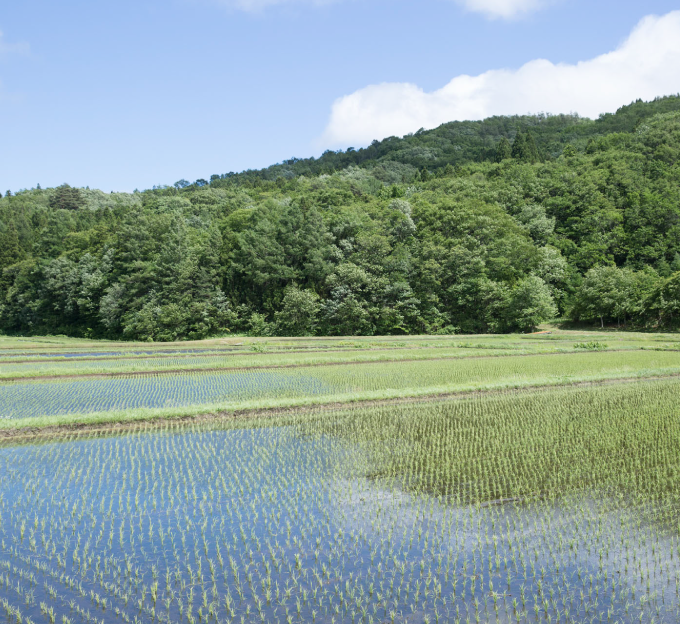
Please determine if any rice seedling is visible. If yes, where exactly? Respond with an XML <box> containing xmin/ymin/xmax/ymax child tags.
<box><xmin>0</xmin><ymin>345</ymin><xmax>569</xmax><ymax>380</ymax></box>
<box><xmin>0</xmin><ymin>377</ymin><xmax>679</xmax><ymax>622</ymax></box>
<box><xmin>2</xmin><ymin>348</ymin><xmax>680</xmax><ymax>425</ymax></box>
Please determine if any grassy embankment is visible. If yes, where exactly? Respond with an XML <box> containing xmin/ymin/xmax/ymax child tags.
<box><xmin>0</xmin><ymin>330</ymin><xmax>679</xmax><ymax>431</ymax></box>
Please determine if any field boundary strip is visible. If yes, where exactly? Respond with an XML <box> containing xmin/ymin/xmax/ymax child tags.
<box><xmin>1</xmin><ymin>372</ymin><xmax>679</xmax><ymax>442</ymax></box>
<box><xmin>0</xmin><ymin>343</ymin><xmax>522</xmax><ymax>365</ymax></box>
<box><xmin>0</xmin><ymin>347</ymin><xmax>657</xmax><ymax>383</ymax></box>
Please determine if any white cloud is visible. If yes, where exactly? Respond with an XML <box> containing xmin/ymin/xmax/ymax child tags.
<box><xmin>456</xmin><ymin>0</ymin><xmax>549</xmax><ymax>19</ymax></box>
<box><xmin>321</xmin><ymin>11</ymin><xmax>680</xmax><ymax>147</ymax></box>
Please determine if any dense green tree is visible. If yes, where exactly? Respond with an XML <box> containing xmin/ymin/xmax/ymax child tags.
<box><xmin>523</xmin><ymin>131</ymin><xmax>541</xmax><ymax>163</ymax></box>
<box><xmin>494</xmin><ymin>137</ymin><xmax>512</xmax><ymax>162</ymax></box>
<box><xmin>2</xmin><ymin>97</ymin><xmax>680</xmax><ymax>338</ymax></box>
<box><xmin>570</xmin><ymin>266</ymin><xmax>658</xmax><ymax>327</ymax></box>
<box><xmin>643</xmin><ymin>272</ymin><xmax>680</xmax><ymax>328</ymax></box>
<box><xmin>511</xmin><ymin>130</ymin><xmax>540</xmax><ymax>163</ymax></box>
<box><xmin>515</xmin><ymin>205</ymin><xmax>555</xmax><ymax>246</ymax></box>
<box><xmin>0</xmin><ymin>223</ymin><xmax>23</xmax><ymax>271</ymax></box>
<box><xmin>387</xmin><ymin>199</ymin><xmax>416</xmax><ymax>241</ymax></box>
<box><xmin>275</xmin><ymin>286</ymin><xmax>320</xmax><ymax>336</ymax></box>
<box><xmin>49</xmin><ymin>184</ymin><xmax>85</xmax><ymax>211</ymax></box>
<box><xmin>321</xmin><ymin>263</ymin><xmax>377</xmax><ymax>335</ymax></box>
<box><xmin>511</xmin><ymin>131</ymin><xmax>527</xmax><ymax>161</ymax></box>
<box><xmin>503</xmin><ymin>275</ymin><xmax>557</xmax><ymax>332</ymax></box>
<box><xmin>229</xmin><ymin>201</ymin><xmax>332</xmax><ymax>310</ymax></box>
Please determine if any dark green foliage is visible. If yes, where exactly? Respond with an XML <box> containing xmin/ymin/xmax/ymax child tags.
<box><xmin>563</xmin><ymin>144</ymin><xmax>577</xmax><ymax>158</ymax></box>
<box><xmin>494</xmin><ymin>137</ymin><xmax>512</xmax><ymax>162</ymax></box>
<box><xmin>523</xmin><ymin>131</ymin><xmax>541</xmax><ymax>163</ymax></box>
<box><xmin>574</xmin><ymin>341</ymin><xmax>608</xmax><ymax>350</ymax></box>
<box><xmin>49</xmin><ymin>184</ymin><xmax>85</xmax><ymax>211</ymax></box>
<box><xmin>511</xmin><ymin>131</ymin><xmax>527</xmax><ymax>160</ymax></box>
<box><xmin>643</xmin><ymin>272</ymin><xmax>680</xmax><ymax>328</ymax></box>
<box><xmin>0</xmin><ymin>222</ymin><xmax>23</xmax><ymax>272</ymax></box>
<box><xmin>274</xmin><ymin>286</ymin><xmax>320</xmax><ymax>336</ymax></box>
<box><xmin>569</xmin><ymin>266</ymin><xmax>660</xmax><ymax>327</ymax></box>
<box><xmin>2</xmin><ymin>96</ymin><xmax>680</xmax><ymax>338</ymax></box>
<box><xmin>503</xmin><ymin>276</ymin><xmax>557</xmax><ymax>332</ymax></box>
<box><xmin>511</xmin><ymin>130</ymin><xmax>540</xmax><ymax>163</ymax></box>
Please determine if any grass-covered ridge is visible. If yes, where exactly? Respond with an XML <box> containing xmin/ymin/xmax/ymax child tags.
<box><xmin>1</xmin><ymin>331</ymin><xmax>679</xmax><ymax>431</ymax></box>
<box><xmin>2</xmin><ymin>96</ymin><xmax>680</xmax><ymax>340</ymax></box>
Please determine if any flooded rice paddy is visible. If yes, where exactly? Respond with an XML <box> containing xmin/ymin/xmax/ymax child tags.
<box><xmin>3</xmin><ymin>349</ymin><xmax>680</xmax><ymax>421</ymax></box>
<box><xmin>2</xmin><ymin>379</ymin><xmax>680</xmax><ymax>623</ymax></box>
<box><xmin>0</xmin><ymin>372</ymin><xmax>334</xmax><ymax>420</ymax></box>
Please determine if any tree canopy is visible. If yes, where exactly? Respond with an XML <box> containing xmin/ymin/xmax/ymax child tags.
<box><xmin>2</xmin><ymin>96</ymin><xmax>680</xmax><ymax>339</ymax></box>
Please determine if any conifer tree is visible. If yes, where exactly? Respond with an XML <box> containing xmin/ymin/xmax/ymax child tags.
<box><xmin>511</xmin><ymin>131</ymin><xmax>526</xmax><ymax>160</ymax></box>
<box><xmin>494</xmin><ymin>137</ymin><xmax>512</xmax><ymax>162</ymax></box>
<box><xmin>0</xmin><ymin>223</ymin><xmax>23</xmax><ymax>270</ymax></box>
<box><xmin>49</xmin><ymin>184</ymin><xmax>85</xmax><ymax>210</ymax></box>
<box><xmin>524</xmin><ymin>130</ymin><xmax>540</xmax><ymax>163</ymax></box>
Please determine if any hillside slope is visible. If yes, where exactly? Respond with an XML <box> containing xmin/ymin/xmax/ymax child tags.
<box><xmin>214</xmin><ymin>95</ymin><xmax>680</xmax><ymax>183</ymax></box>
<box><xmin>1</xmin><ymin>96</ymin><xmax>680</xmax><ymax>339</ymax></box>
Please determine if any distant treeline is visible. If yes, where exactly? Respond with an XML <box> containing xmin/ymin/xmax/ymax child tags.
<box><xmin>1</xmin><ymin>95</ymin><xmax>680</xmax><ymax>340</ymax></box>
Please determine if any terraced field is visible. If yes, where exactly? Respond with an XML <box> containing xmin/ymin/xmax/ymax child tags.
<box><xmin>0</xmin><ymin>332</ymin><xmax>679</xmax><ymax>427</ymax></box>
<box><xmin>1</xmin><ymin>331</ymin><xmax>680</xmax><ymax>624</ymax></box>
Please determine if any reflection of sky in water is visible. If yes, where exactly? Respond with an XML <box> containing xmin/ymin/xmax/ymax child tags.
<box><xmin>331</xmin><ymin>477</ymin><xmax>679</xmax><ymax>624</ymax></box>
<box><xmin>0</xmin><ymin>424</ymin><xmax>678</xmax><ymax>624</ymax></box>
<box><xmin>0</xmin><ymin>348</ymin><xmax>228</xmax><ymax>358</ymax></box>
<box><xmin>0</xmin><ymin>372</ymin><xmax>336</xmax><ymax>419</ymax></box>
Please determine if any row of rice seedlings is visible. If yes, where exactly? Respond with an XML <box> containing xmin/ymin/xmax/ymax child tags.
<box><xmin>2</xmin><ymin>379</ymin><xmax>680</xmax><ymax>622</ymax></box>
<box><xmin>0</xmin><ymin>372</ymin><xmax>335</xmax><ymax>420</ymax></box>
<box><xmin>315</xmin><ymin>380</ymin><xmax>680</xmax><ymax>510</ymax></box>
<box><xmin>0</xmin><ymin>344</ymin><xmax>568</xmax><ymax>380</ymax></box>
<box><xmin>0</xmin><ymin>337</ymin><xmax>470</xmax><ymax>362</ymax></box>
<box><xmin>0</xmin><ymin>341</ymin><xmax>430</xmax><ymax>366</ymax></box>
<box><xmin>3</xmin><ymin>348</ymin><xmax>680</xmax><ymax>421</ymax></box>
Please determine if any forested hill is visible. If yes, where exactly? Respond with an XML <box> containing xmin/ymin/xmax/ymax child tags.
<box><xmin>214</xmin><ymin>95</ymin><xmax>680</xmax><ymax>184</ymax></box>
<box><xmin>2</xmin><ymin>95</ymin><xmax>680</xmax><ymax>340</ymax></box>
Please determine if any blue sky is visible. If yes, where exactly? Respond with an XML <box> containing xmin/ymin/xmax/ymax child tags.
<box><xmin>1</xmin><ymin>0</ymin><xmax>679</xmax><ymax>192</ymax></box>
